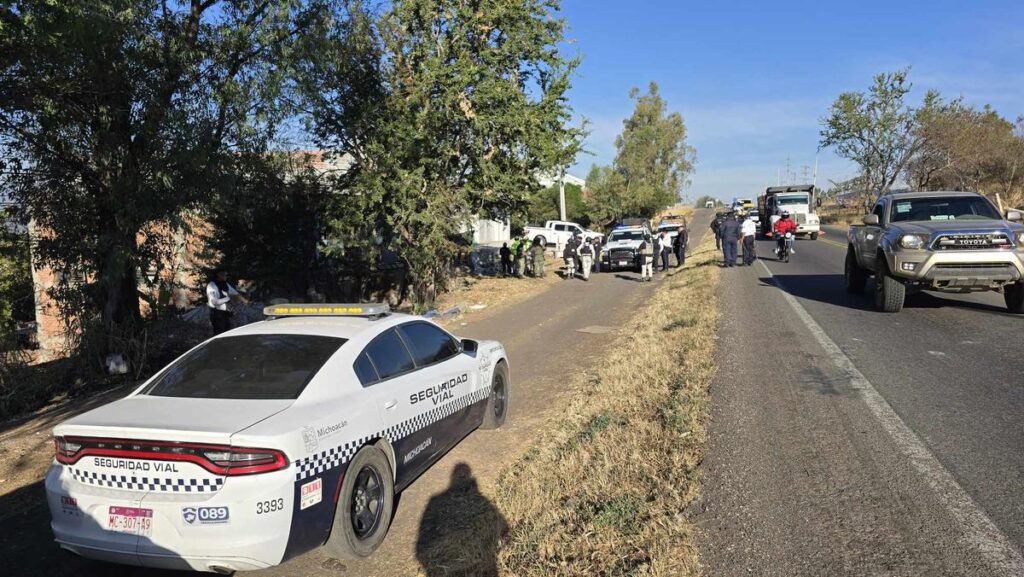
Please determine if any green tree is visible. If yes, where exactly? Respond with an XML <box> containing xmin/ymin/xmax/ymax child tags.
<box><xmin>308</xmin><ymin>0</ymin><xmax>583</xmax><ymax>305</ymax></box>
<box><xmin>585</xmin><ymin>83</ymin><xmax>695</xmax><ymax>227</ymax></box>
<box><xmin>0</xmin><ymin>1</ymin><xmax>332</xmax><ymax>358</ymax></box>
<box><xmin>820</xmin><ymin>68</ymin><xmax>940</xmax><ymax>203</ymax></box>
<box><xmin>527</xmin><ymin>182</ymin><xmax>587</xmax><ymax>225</ymax></box>
<box><xmin>0</xmin><ymin>208</ymin><xmax>33</xmax><ymax>346</ymax></box>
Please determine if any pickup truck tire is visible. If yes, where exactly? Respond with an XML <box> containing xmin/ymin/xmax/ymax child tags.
<box><xmin>1004</xmin><ymin>283</ymin><xmax>1024</xmax><ymax>313</ymax></box>
<box><xmin>845</xmin><ymin>247</ymin><xmax>867</xmax><ymax>294</ymax></box>
<box><xmin>536</xmin><ymin>235</ymin><xmax>546</xmax><ymax>247</ymax></box>
<box><xmin>810</xmin><ymin>232</ymin><xmax>819</xmax><ymax>240</ymax></box>
<box><xmin>874</xmin><ymin>260</ymin><xmax>906</xmax><ymax>313</ymax></box>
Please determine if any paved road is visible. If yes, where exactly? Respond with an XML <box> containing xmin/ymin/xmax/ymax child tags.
<box><xmin>0</xmin><ymin>211</ymin><xmax>712</xmax><ymax>576</ymax></box>
<box><xmin>697</xmin><ymin>230</ymin><xmax>1024</xmax><ymax>576</ymax></box>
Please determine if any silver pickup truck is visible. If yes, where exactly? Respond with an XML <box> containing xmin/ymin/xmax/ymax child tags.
<box><xmin>845</xmin><ymin>191</ymin><xmax>1024</xmax><ymax>313</ymax></box>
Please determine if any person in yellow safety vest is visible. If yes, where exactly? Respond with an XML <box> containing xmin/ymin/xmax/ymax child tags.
<box><xmin>509</xmin><ymin>237</ymin><xmax>522</xmax><ymax>277</ymax></box>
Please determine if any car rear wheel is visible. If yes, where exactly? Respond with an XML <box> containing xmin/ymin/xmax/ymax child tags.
<box><xmin>536</xmin><ymin>236</ymin><xmax>546</xmax><ymax>247</ymax></box>
<box><xmin>481</xmin><ymin>362</ymin><xmax>510</xmax><ymax>430</ymax></box>
<box><xmin>1005</xmin><ymin>283</ymin><xmax>1024</xmax><ymax>313</ymax></box>
<box><xmin>810</xmin><ymin>232</ymin><xmax>819</xmax><ymax>240</ymax></box>
<box><xmin>874</xmin><ymin>260</ymin><xmax>905</xmax><ymax>313</ymax></box>
<box><xmin>845</xmin><ymin>247</ymin><xmax>867</xmax><ymax>294</ymax></box>
<box><xmin>326</xmin><ymin>446</ymin><xmax>395</xmax><ymax>559</ymax></box>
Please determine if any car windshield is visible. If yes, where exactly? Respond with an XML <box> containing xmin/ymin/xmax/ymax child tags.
<box><xmin>777</xmin><ymin>196</ymin><xmax>808</xmax><ymax>205</ymax></box>
<box><xmin>609</xmin><ymin>230</ymin><xmax>646</xmax><ymax>241</ymax></box>
<box><xmin>890</xmin><ymin>196</ymin><xmax>1000</xmax><ymax>222</ymax></box>
<box><xmin>141</xmin><ymin>334</ymin><xmax>346</xmax><ymax>399</ymax></box>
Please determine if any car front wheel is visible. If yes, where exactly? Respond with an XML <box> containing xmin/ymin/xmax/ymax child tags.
<box><xmin>1005</xmin><ymin>283</ymin><xmax>1024</xmax><ymax>313</ymax></box>
<box><xmin>326</xmin><ymin>445</ymin><xmax>395</xmax><ymax>559</ymax></box>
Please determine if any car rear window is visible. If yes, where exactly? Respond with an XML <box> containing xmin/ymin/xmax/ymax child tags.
<box><xmin>141</xmin><ymin>334</ymin><xmax>345</xmax><ymax>399</ymax></box>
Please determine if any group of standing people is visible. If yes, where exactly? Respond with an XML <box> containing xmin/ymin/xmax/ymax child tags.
<box><xmin>562</xmin><ymin>234</ymin><xmax>602</xmax><ymax>281</ymax></box>
<box><xmin>500</xmin><ymin>234</ymin><xmax>547</xmax><ymax>279</ymax></box>
<box><xmin>638</xmin><ymin>229</ymin><xmax>687</xmax><ymax>281</ymax></box>
<box><xmin>710</xmin><ymin>212</ymin><xmax>758</xmax><ymax>267</ymax></box>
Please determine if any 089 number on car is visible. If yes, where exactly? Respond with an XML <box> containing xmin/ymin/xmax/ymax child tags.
<box><xmin>256</xmin><ymin>498</ymin><xmax>285</xmax><ymax>515</ymax></box>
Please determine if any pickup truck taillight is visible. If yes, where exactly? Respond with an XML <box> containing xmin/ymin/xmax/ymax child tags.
<box><xmin>54</xmin><ymin>436</ymin><xmax>288</xmax><ymax>476</ymax></box>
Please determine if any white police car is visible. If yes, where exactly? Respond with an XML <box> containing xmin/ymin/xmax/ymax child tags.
<box><xmin>45</xmin><ymin>304</ymin><xmax>510</xmax><ymax>572</ymax></box>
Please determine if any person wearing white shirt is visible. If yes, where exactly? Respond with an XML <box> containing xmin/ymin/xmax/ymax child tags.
<box><xmin>740</xmin><ymin>217</ymin><xmax>758</xmax><ymax>266</ymax></box>
<box><xmin>206</xmin><ymin>269</ymin><xmax>240</xmax><ymax>335</ymax></box>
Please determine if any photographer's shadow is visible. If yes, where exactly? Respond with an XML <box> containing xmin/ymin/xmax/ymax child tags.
<box><xmin>415</xmin><ymin>463</ymin><xmax>507</xmax><ymax>577</ymax></box>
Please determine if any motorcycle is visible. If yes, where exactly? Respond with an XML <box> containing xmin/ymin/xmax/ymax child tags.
<box><xmin>777</xmin><ymin>232</ymin><xmax>794</xmax><ymax>263</ymax></box>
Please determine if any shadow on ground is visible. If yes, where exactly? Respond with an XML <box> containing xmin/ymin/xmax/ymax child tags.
<box><xmin>415</xmin><ymin>463</ymin><xmax>506</xmax><ymax>577</ymax></box>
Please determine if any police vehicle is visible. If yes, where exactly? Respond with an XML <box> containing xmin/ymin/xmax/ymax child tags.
<box><xmin>44</xmin><ymin>304</ymin><xmax>510</xmax><ymax>573</ymax></box>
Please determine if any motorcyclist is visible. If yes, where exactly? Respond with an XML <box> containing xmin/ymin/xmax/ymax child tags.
<box><xmin>773</xmin><ymin>211</ymin><xmax>798</xmax><ymax>256</ymax></box>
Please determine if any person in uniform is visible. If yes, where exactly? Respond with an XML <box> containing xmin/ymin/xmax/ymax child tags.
<box><xmin>578</xmin><ymin>237</ymin><xmax>594</xmax><ymax>281</ymax></box>
<box><xmin>530</xmin><ymin>237</ymin><xmax>546</xmax><ymax>278</ymax></box>
<box><xmin>515</xmin><ymin>234</ymin><xmax>527</xmax><ymax>279</ymax></box>
<box><xmin>206</xmin><ymin>269</ymin><xmax>240</xmax><ymax>335</ymax></box>
<box><xmin>592</xmin><ymin>237</ymin><xmax>603</xmax><ymax>274</ymax></box>
<box><xmin>720</xmin><ymin>212</ymin><xmax>740</xmax><ymax>267</ymax></box>
<box><xmin>638</xmin><ymin>239</ymin><xmax>654</xmax><ymax>282</ymax></box>
<box><xmin>499</xmin><ymin>242</ymin><xmax>512</xmax><ymax>276</ymax></box>
<box><xmin>740</xmin><ymin>214</ymin><xmax>757</xmax><ymax>266</ymax></box>
<box><xmin>710</xmin><ymin>213</ymin><xmax>724</xmax><ymax>250</ymax></box>
<box><xmin>674</xmin><ymin>224</ymin><xmax>687</xmax><ymax>268</ymax></box>
<box><xmin>562</xmin><ymin>237</ymin><xmax>577</xmax><ymax>279</ymax></box>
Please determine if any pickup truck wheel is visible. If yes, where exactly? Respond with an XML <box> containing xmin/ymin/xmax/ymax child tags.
<box><xmin>810</xmin><ymin>232</ymin><xmax>819</xmax><ymax>240</ymax></box>
<box><xmin>536</xmin><ymin>235</ymin><xmax>546</xmax><ymax>247</ymax></box>
<box><xmin>874</xmin><ymin>262</ymin><xmax>906</xmax><ymax>313</ymax></box>
<box><xmin>845</xmin><ymin>247</ymin><xmax>867</xmax><ymax>294</ymax></box>
<box><xmin>1004</xmin><ymin>283</ymin><xmax>1024</xmax><ymax>313</ymax></box>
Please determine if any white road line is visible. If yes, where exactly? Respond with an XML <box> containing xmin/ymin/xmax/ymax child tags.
<box><xmin>758</xmin><ymin>259</ymin><xmax>1024</xmax><ymax>576</ymax></box>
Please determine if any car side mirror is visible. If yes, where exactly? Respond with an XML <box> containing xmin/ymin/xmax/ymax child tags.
<box><xmin>461</xmin><ymin>339</ymin><xmax>478</xmax><ymax>354</ymax></box>
<box><xmin>862</xmin><ymin>214</ymin><xmax>879</xmax><ymax>226</ymax></box>
<box><xmin>1006</xmin><ymin>210</ymin><xmax>1022</xmax><ymax>222</ymax></box>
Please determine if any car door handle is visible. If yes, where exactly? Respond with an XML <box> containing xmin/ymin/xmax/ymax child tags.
<box><xmin>383</xmin><ymin>400</ymin><xmax>398</xmax><ymax>410</ymax></box>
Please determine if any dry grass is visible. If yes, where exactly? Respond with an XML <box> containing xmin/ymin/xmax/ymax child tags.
<box><xmin>818</xmin><ymin>204</ymin><xmax>864</xmax><ymax>226</ymax></box>
<box><xmin>492</xmin><ymin>236</ymin><xmax>720</xmax><ymax>577</ymax></box>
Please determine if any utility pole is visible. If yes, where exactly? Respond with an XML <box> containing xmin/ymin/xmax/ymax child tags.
<box><xmin>558</xmin><ymin>169</ymin><xmax>566</xmax><ymax>221</ymax></box>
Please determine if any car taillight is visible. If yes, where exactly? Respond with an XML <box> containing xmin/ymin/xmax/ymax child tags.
<box><xmin>202</xmin><ymin>448</ymin><xmax>289</xmax><ymax>476</ymax></box>
<box><xmin>51</xmin><ymin>436</ymin><xmax>288</xmax><ymax>476</ymax></box>
<box><xmin>54</xmin><ymin>437</ymin><xmax>82</xmax><ymax>462</ymax></box>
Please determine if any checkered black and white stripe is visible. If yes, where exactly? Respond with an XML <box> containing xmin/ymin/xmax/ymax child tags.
<box><xmin>70</xmin><ymin>469</ymin><xmax>224</xmax><ymax>493</ymax></box>
<box><xmin>294</xmin><ymin>385</ymin><xmax>492</xmax><ymax>481</ymax></box>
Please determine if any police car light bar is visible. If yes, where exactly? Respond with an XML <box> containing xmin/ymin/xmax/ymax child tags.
<box><xmin>263</xmin><ymin>303</ymin><xmax>391</xmax><ymax>318</ymax></box>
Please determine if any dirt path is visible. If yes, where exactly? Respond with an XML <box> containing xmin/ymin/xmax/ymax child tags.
<box><xmin>0</xmin><ymin>211</ymin><xmax>712</xmax><ymax>577</ymax></box>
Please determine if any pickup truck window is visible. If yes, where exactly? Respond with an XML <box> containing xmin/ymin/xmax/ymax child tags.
<box><xmin>890</xmin><ymin>196</ymin><xmax>1000</xmax><ymax>223</ymax></box>
<box><xmin>554</xmin><ymin>224</ymin><xmax>567</xmax><ymax>232</ymax></box>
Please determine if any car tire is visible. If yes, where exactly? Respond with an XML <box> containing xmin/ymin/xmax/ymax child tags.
<box><xmin>845</xmin><ymin>247</ymin><xmax>867</xmax><ymax>294</ymax></box>
<box><xmin>536</xmin><ymin>236</ymin><xmax>546</xmax><ymax>247</ymax></box>
<box><xmin>810</xmin><ymin>232</ymin><xmax>819</xmax><ymax>240</ymax></box>
<box><xmin>1005</xmin><ymin>283</ymin><xmax>1024</xmax><ymax>313</ymax></box>
<box><xmin>481</xmin><ymin>361</ymin><xmax>510</xmax><ymax>430</ymax></box>
<box><xmin>326</xmin><ymin>446</ymin><xmax>395</xmax><ymax>560</ymax></box>
<box><xmin>874</xmin><ymin>260</ymin><xmax>905</xmax><ymax>313</ymax></box>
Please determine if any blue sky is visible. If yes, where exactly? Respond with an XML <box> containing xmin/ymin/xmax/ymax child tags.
<box><xmin>560</xmin><ymin>0</ymin><xmax>1024</xmax><ymax>202</ymax></box>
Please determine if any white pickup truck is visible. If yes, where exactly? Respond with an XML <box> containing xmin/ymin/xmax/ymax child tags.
<box><xmin>524</xmin><ymin>220</ymin><xmax>603</xmax><ymax>247</ymax></box>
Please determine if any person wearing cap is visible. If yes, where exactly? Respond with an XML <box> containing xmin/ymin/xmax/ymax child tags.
<box><xmin>720</xmin><ymin>212</ymin><xmax>740</xmax><ymax>267</ymax></box>
<box><xmin>740</xmin><ymin>214</ymin><xmax>758</xmax><ymax>266</ymax></box>
<box><xmin>562</xmin><ymin>237</ymin><xmax>577</xmax><ymax>279</ymax></box>
<box><xmin>578</xmin><ymin>236</ymin><xmax>594</xmax><ymax>281</ymax></box>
